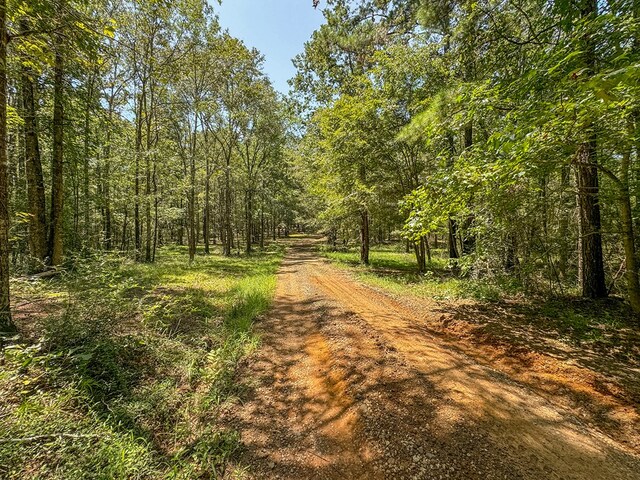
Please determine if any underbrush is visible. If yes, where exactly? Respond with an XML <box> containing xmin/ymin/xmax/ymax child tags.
<box><xmin>0</xmin><ymin>244</ymin><xmax>284</xmax><ymax>479</ymax></box>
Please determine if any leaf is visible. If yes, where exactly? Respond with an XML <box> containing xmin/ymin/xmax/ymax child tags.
<box><xmin>594</xmin><ymin>90</ymin><xmax>616</xmax><ymax>102</ymax></box>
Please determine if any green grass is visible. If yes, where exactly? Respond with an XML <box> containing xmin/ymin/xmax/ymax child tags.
<box><xmin>319</xmin><ymin>245</ymin><xmax>514</xmax><ymax>302</ymax></box>
<box><xmin>1</xmin><ymin>244</ymin><xmax>284</xmax><ymax>479</ymax></box>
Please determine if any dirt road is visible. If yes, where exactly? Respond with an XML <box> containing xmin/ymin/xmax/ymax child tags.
<box><xmin>228</xmin><ymin>238</ymin><xmax>640</xmax><ymax>479</ymax></box>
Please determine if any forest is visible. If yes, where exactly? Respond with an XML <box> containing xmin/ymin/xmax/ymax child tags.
<box><xmin>1</xmin><ymin>0</ymin><xmax>639</xmax><ymax>478</ymax></box>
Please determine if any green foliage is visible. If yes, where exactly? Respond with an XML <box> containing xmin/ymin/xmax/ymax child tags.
<box><xmin>294</xmin><ymin>0</ymin><xmax>640</xmax><ymax>308</ymax></box>
<box><xmin>1</xmin><ymin>245</ymin><xmax>284</xmax><ymax>479</ymax></box>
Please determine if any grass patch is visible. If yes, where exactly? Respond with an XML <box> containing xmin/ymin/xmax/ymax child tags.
<box><xmin>319</xmin><ymin>245</ymin><xmax>511</xmax><ymax>302</ymax></box>
<box><xmin>1</xmin><ymin>244</ymin><xmax>284</xmax><ymax>479</ymax></box>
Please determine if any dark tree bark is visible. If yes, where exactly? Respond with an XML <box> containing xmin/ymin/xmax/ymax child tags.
<box><xmin>260</xmin><ymin>207</ymin><xmax>264</xmax><ymax>249</ymax></box>
<box><xmin>82</xmin><ymin>73</ymin><xmax>95</xmax><ymax>245</ymax></box>
<box><xmin>245</xmin><ymin>189</ymin><xmax>253</xmax><ymax>254</ymax></box>
<box><xmin>204</xmin><ymin>156</ymin><xmax>210</xmax><ymax>254</ymax></box>
<box><xmin>557</xmin><ymin>166</ymin><xmax>571</xmax><ymax>279</ymax></box>
<box><xmin>575</xmin><ymin>140</ymin><xmax>606</xmax><ymax>298</ymax></box>
<box><xmin>188</xmin><ymin>128</ymin><xmax>197</xmax><ymax>262</ymax></box>
<box><xmin>145</xmin><ymin>151</ymin><xmax>152</xmax><ymax>262</ymax></box>
<box><xmin>20</xmin><ymin>49</ymin><xmax>47</xmax><ymax>268</ymax></box>
<box><xmin>134</xmin><ymin>90</ymin><xmax>143</xmax><ymax>260</ymax></box>
<box><xmin>461</xmin><ymin>122</ymin><xmax>476</xmax><ymax>256</ymax></box>
<box><xmin>223</xmin><ymin>154</ymin><xmax>232</xmax><ymax>256</ymax></box>
<box><xmin>0</xmin><ymin>0</ymin><xmax>14</xmax><ymax>332</ymax></box>
<box><xmin>152</xmin><ymin>161</ymin><xmax>158</xmax><ymax>262</ymax></box>
<box><xmin>48</xmin><ymin>41</ymin><xmax>64</xmax><ymax>266</ymax></box>
<box><xmin>103</xmin><ymin>124</ymin><xmax>112</xmax><ymax>250</ymax></box>
<box><xmin>575</xmin><ymin>0</ymin><xmax>606</xmax><ymax>299</ymax></box>
<box><xmin>360</xmin><ymin>209</ymin><xmax>370</xmax><ymax>265</ymax></box>
<box><xmin>446</xmin><ymin>134</ymin><xmax>459</xmax><ymax>259</ymax></box>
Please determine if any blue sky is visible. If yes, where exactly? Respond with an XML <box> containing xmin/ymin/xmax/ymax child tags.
<box><xmin>215</xmin><ymin>0</ymin><xmax>325</xmax><ymax>94</ymax></box>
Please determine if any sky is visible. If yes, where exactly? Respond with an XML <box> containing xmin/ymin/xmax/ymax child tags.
<box><xmin>215</xmin><ymin>0</ymin><xmax>326</xmax><ymax>94</ymax></box>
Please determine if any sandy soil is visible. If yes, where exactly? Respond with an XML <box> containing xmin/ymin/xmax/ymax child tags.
<box><xmin>226</xmin><ymin>238</ymin><xmax>640</xmax><ymax>479</ymax></box>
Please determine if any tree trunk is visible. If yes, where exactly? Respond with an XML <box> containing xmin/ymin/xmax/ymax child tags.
<box><xmin>223</xmin><ymin>156</ymin><xmax>232</xmax><ymax>256</ymax></box>
<box><xmin>188</xmin><ymin>129</ymin><xmax>197</xmax><ymax>262</ymax></box>
<box><xmin>145</xmin><ymin>154</ymin><xmax>152</xmax><ymax>262</ymax></box>
<box><xmin>448</xmin><ymin>217</ymin><xmax>459</xmax><ymax>259</ymax></box>
<box><xmin>82</xmin><ymin>74</ymin><xmax>94</xmax><ymax>246</ymax></box>
<box><xmin>575</xmin><ymin>0</ymin><xmax>606</xmax><ymax>299</ymax></box>
<box><xmin>360</xmin><ymin>209</ymin><xmax>370</xmax><ymax>265</ymax></box>
<box><xmin>461</xmin><ymin>122</ymin><xmax>476</xmax><ymax>255</ymax></box>
<box><xmin>424</xmin><ymin>236</ymin><xmax>431</xmax><ymax>263</ymax></box>
<box><xmin>619</xmin><ymin>190</ymin><xmax>640</xmax><ymax>311</ymax></box>
<box><xmin>260</xmin><ymin>207</ymin><xmax>265</xmax><ymax>249</ymax></box>
<box><xmin>20</xmin><ymin>53</ymin><xmax>47</xmax><ymax>269</ymax></box>
<box><xmin>48</xmin><ymin>42</ymin><xmax>64</xmax><ymax>266</ymax></box>
<box><xmin>144</xmin><ymin>85</ymin><xmax>155</xmax><ymax>262</ymax></box>
<box><xmin>121</xmin><ymin>208</ymin><xmax>128</xmax><ymax>252</ymax></box>
<box><xmin>104</xmin><ymin>145</ymin><xmax>112</xmax><ymax>250</ymax></box>
<box><xmin>414</xmin><ymin>238</ymin><xmax>426</xmax><ymax>274</ymax></box>
<box><xmin>245</xmin><ymin>189</ymin><xmax>253</xmax><ymax>254</ymax></box>
<box><xmin>446</xmin><ymin>133</ymin><xmax>459</xmax><ymax>259</ymax></box>
<box><xmin>558</xmin><ymin>165</ymin><xmax>571</xmax><ymax>279</ymax></box>
<box><xmin>0</xmin><ymin>0</ymin><xmax>14</xmax><ymax>332</ymax></box>
<box><xmin>618</xmin><ymin>118</ymin><xmax>640</xmax><ymax>312</ymax></box>
<box><xmin>134</xmin><ymin>91</ymin><xmax>143</xmax><ymax>260</ymax></box>
<box><xmin>204</xmin><ymin>156</ymin><xmax>210</xmax><ymax>254</ymax></box>
<box><xmin>152</xmin><ymin>162</ymin><xmax>158</xmax><ymax>262</ymax></box>
<box><xmin>575</xmin><ymin>140</ymin><xmax>607</xmax><ymax>298</ymax></box>
<box><xmin>272</xmin><ymin>204</ymin><xmax>276</xmax><ymax>241</ymax></box>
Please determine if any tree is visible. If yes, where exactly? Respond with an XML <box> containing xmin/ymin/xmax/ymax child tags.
<box><xmin>0</xmin><ymin>0</ymin><xmax>12</xmax><ymax>333</ymax></box>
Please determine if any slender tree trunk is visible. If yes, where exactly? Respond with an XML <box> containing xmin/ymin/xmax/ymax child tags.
<box><xmin>144</xmin><ymin>85</ymin><xmax>155</xmax><ymax>262</ymax></box>
<box><xmin>134</xmin><ymin>91</ymin><xmax>143</xmax><ymax>260</ymax></box>
<box><xmin>558</xmin><ymin>165</ymin><xmax>571</xmax><ymax>279</ymax></box>
<box><xmin>443</xmin><ymin>18</ymin><xmax>460</xmax><ymax>260</ymax></box>
<box><xmin>145</xmin><ymin>156</ymin><xmax>151</xmax><ymax>262</ymax></box>
<box><xmin>461</xmin><ymin>123</ymin><xmax>476</xmax><ymax>255</ymax></box>
<box><xmin>177</xmin><ymin>199</ymin><xmax>184</xmax><ymax>246</ymax></box>
<box><xmin>576</xmin><ymin>0</ymin><xmax>606</xmax><ymax>299</ymax></box>
<box><xmin>618</xmin><ymin>118</ymin><xmax>640</xmax><ymax>312</ymax></box>
<box><xmin>619</xmin><ymin>190</ymin><xmax>640</xmax><ymax>311</ymax></box>
<box><xmin>260</xmin><ymin>207</ymin><xmax>265</xmax><ymax>249</ymax></box>
<box><xmin>48</xmin><ymin>42</ymin><xmax>64</xmax><ymax>266</ymax></box>
<box><xmin>424</xmin><ymin>236</ymin><xmax>431</xmax><ymax>263</ymax></box>
<box><xmin>82</xmin><ymin>75</ymin><xmax>94</xmax><ymax>245</ymax></box>
<box><xmin>152</xmin><ymin>162</ymin><xmax>158</xmax><ymax>262</ymax></box>
<box><xmin>103</xmin><ymin>136</ymin><xmax>112</xmax><ymax>250</ymax></box>
<box><xmin>446</xmin><ymin>135</ymin><xmax>459</xmax><ymax>259</ymax></box>
<box><xmin>224</xmin><ymin>153</ymin><xmax>232</xmax><ymax>256</ymax></box>
<box><xmin>204</xmin><ymin>157</ymin><xmax>210</xmax><ymax>254</ymax></box>
<box><xmin>20</xmin><ymin>53</ymin><xmax>47</xmax><ymax>269</ymax></box>
<box><xmin>188</xmin><ymin>125</ymin><xmax>197</xmax><ymax>262</ymax></box>
<box><xmin>272</xmin><ymin>203</ymin><xmax>276</xmax><ymax>241</ymax></box>
<box><xmin>360</xmin><ymin>209</ymin><xmax>370</xmax><ymax>265</ymax></box>
<box><xmin>245</xmin><ymin>189</ymin><xmax>253</xmax><ymax>254</ymax></box>
<box><xmin>121</xmin><ymin>208</ymin><xmax>128</xmax><ymax>252</ymax></box>
<box><xmin>0</xmin><ymin>0</ymin><xmax>13</xmax><ymax>332</ymax></box>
